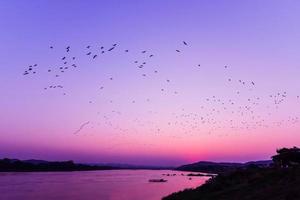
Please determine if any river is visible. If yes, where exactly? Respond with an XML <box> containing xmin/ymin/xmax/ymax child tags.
<box><xmin>0</xmin><ymin>170</ymin><xmax>209</xmax><ymax>200</ymax></box>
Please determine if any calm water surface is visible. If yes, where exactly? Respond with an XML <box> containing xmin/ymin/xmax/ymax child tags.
<box><xmin>0</xmin><ymin>170</ymin><xmax>209</xmax><ymax>200</ymax></box>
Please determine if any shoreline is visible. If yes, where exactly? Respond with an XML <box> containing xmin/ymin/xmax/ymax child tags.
<box><xmin>163</xmin><ymin>166</ymin><xmax>300</xmax><ymax>200</ymax></box>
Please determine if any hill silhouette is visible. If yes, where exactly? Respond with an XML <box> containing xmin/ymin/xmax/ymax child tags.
<box><xmin>176</xmin><ymin>160</ymin><xmax>272</xmax><ymax>174</ymax></box>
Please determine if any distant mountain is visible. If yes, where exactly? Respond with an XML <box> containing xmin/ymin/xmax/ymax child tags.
<box><xmin>0</xmin><ymin>158</ymin><xmax>116</xmax><ymax>172</ymax></box>
<box><xmin>244</xmin><ymin>160</ymin><xmax>273</xmax><ymax>167</ymax></box>
<box><xmin>176</xmin><ymin>160</ymin><xmax>273</xmax><ymax>174</ymax></box>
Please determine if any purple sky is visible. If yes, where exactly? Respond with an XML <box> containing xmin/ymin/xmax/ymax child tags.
<box><xmin>1</xmin><ymin>0</ymin><xmax>300</xmax><ymax>166</ymax></box>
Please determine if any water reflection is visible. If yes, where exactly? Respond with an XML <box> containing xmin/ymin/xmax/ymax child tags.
<box><xmin>0</xmin><ymin>170</ymin><xmax>209</xmax><ymax>200</ymax></box>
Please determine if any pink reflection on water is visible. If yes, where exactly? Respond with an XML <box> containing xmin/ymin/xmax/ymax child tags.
<box><xmin>0</xmin><ymin>170</ymin><xmax>209</xmax><ymax>200</ymax></box>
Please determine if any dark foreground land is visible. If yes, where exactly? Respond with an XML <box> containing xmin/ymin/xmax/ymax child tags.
<box><xmin>0</xmin><ymin>158</ymin><xmax>115</xmax><ymax>172</ymax></box>
<box><xmin>164</xmin><ymin>166</ymin><xmax>300</xmax><ymax>200</ymax></box>
<box><xmin>164</xmin><ymin>147</ymin><xmax>300</xmax><ymax>200</ymax></box>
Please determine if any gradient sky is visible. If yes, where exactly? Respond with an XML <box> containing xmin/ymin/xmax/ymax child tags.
<box><xmin>1</xmin><ymin>0</ymin><xmax>300</xmax><ymax>166</ymax></box>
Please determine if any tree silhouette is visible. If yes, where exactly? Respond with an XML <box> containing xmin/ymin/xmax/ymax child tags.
<box><xmin>272</xmin><ymin>147</ymin><xmax>300</xmax><ymax>168</ymax></box>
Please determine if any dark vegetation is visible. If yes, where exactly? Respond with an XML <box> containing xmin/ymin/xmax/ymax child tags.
<box><xmin>272</xmin><ymin>147</ymin><xmax>300</xmax><ymax>168</ymax></box>
<box><xmin>0</xmin><ymin>158</ymin><xmax>115</xmax><ymax>172</ymax></box>
<box><xmin>164</xmin><ymin>147</ymin><xmax>300</xmax><ymax>200</ymax></box>
<box><xmin>0</xmin><ymin>158</ymin><xmax>173</xmax><ymax>172</ymax></box>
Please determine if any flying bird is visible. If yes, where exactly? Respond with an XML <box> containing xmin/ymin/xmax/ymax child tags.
<box><xmin>73</xmin><ymin>121</ymin><xmax>90</xmax><ymax>134</ymax></box>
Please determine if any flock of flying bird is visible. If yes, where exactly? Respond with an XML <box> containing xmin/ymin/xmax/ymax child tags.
<box><xmin>22</xmin><ymin>41</ymin><xmax>300</xmax><ymax>140</ymax></box>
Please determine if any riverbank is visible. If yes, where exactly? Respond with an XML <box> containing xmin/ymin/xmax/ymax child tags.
<box><xmin>0</xmin><ymin>158</ymin><xmax>174</xmax><ymax>172</ymax></box>
<box><xmin>0</xmin><ymin>158</ymin><xmax>116</xmax><ymax>172</ymax></box>
<box><xmin>163</xmin><ymin>166</ymin><xmax>300</xmax><ymax>200</ymax></box>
